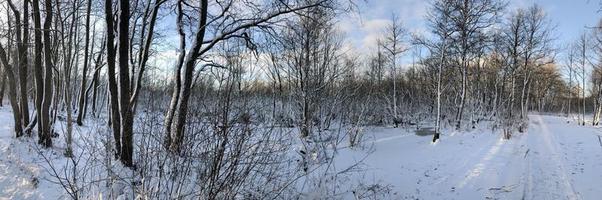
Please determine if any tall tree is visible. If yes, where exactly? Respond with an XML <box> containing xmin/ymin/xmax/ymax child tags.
<box><xmin>577</xmin><ymin>33</ymin><xmax>588</xmax><ymax>126</ymax></box>
<box><xmin>519</xmin><ymin>5</ymin><xmax>554</xmax><ymax>123</ymax></box>
<box><xmin>76</xmin><ymin>0</ymin><xmax>93</xmax><ymax>126</ymax></box>
<box><xmin>0</xmin><ymin>43</ymin><xmax>23</xmax><ymax>136</ymax></box>
<box><xmin>6</xmin><ymin>0</ymin><xmax>30</xmax><ymax>134</ymax></box>
<box><xmin>21</xmin><ymin>0</ymin><xmax>30</xmax><ymax>129</ymax></box>
<box><xmin>116</xmin><ymin>0</ymin><xmax>134</xmax><ymax>167</ymax></box>
<box><xmin>40</xmin><ymin>0</ymin><xmax>54</xmax><ymax>147</ymax></box>
<box><xmin>32</xmin><ymin>0</ymin><xmax>45</xmax><ymax>140</ymax></box>
<box><xmin>447</xmin><ymin>0</ymin><xmax>504</xmax><ymax>130</ymax></box>
<box><xmin>420</xmin><ymin>0</ymin><xmax>454</xmax><ymax>141</ymax></box>
<box><xmin>381</xmin><ymin>14</ymin><xmax>408</xmax><ymax>125</ymax></box>
<box><xmin>105</xmin><ymin>0</ymin><xmax>122</xmax><ymax>159</ymax></box>
<box><xmin>591</xmin><ymin>20</ymin><xmax>602</xmax><ymax>125</ymax></box>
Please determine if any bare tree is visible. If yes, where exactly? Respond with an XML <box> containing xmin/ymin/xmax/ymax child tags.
<box><xmin>114</xmin><ymin>0</ymin><xmax>134</xmax><ymax>167</ymax></box>
<box><xmin>590</xmin><ymin>20</ymin><xmax>602</xmax><ymax>125</ymax></box>
<box><xmin>418</xmin><ymin>0</ymin><xmax>454</xmax><ymax>142</ymax></box>
<box><xmin>32</xmin><ymin>0</ymin><xmax>45</xmax><ymax>140</ymax></box>
<box><xmin>273</xmin><ymin>4</ymin><xmax>342</xmax><ymax>138</ymax></box>
<box><xmin>104</xmin><ymin>0</ymin><xmax>122</xmax><ymax>160</ymax></box>
<box><xmin>76</xmin><ymin>0</ymin><xmax>93</xmax><ymax>126</ymax></box>
<box><xmin>564</xmin><ymin>44</ymin><xmax>576</xmax><ymax>118</ymax></box>
<box><xmin>577</xmin><ymin>33</ymin><xmax>589</xmax><ymax>125</ymax></box>
<box><xmin>7</xmin><ymin>0</ymin><xmax>31</xmax><ymax>131</ymax></box>
<box><xmin>447</xmin><ymin>0</ymin><xmax>504</xmax><ymax>130</ymax></box>
<box><xmin>39</xmin><ymin>0</ymin><xmax>54</xmax><ymax>147</ymax></box>
<box><xmin>381</xmin><ymin>14</ymin><xmax>408</xmax><ymax>126</ymax></box>
<box><xmin>164</xmin><ymin>0</ymin><xmax>338</xmax><ymax>152</ymax></box>
<box><xmin>518</xmin><ymin>5</ymin><xmax>554</xmax><ymax>124</ymax></box>
<box><xmin>0</xmin><ymin>43</ymin><xmax>23</xmax><ymax>136</ymax></box>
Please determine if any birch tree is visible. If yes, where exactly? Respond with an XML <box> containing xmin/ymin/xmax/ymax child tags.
<box><xmin>447</xmin><ymin>0</ymin><xmax>504</xmax><ymax>130</ymax></box>
<box><xmin>421</xmin><ymin>0</ymin><xmax>454</xmax><ymax>142</ymax></box>
<box><xmin>381</xmin><ymin>14</ymin><xmax>408</xmax><ymax>126</ymax></box>
<box><xmin>518</xmin><ymin>5</ymin><xmax>554</xmax><ymax>124</ymax></box>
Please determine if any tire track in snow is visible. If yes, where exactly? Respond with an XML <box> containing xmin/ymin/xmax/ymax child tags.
<box><xmin>525</xmin><ymin>115</ymin><xmax>580</xmax><ymax>200</ymax></box>
<box><xmin>372</xmin><ymin>134</ymin><xmax>409</xmax><ymax>144</ymax></box>
<box><xmin>456</xmin><ymin>135</ymin><xmax>506</xmax><ymax>189</ymax></box>
<box><xmin>452</xmin><ymin>115</ymin><xmax>581</xmax><ymax>199</ymax></box>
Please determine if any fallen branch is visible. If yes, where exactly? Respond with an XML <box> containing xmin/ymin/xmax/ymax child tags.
<box><xmin>489</xmin><ymin>184</ymin><xmax>518</xmax><ymax>193</ymax></box>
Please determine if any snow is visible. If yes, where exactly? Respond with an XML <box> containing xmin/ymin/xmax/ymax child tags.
<box><xmin>0</xmin><ymin>106</ymin><xmax>130</xmax><ymax>200</ymax></box>
<box><xmin>334</xmin><ymin>114</ymin><xmax>602</xmax><ymax>199</ymax></box>
<box><xmin>1</xmin><ymin>105</ymin><xmax>602</xmax><ymax>199</ymax></box>
<box><xmin>0</xmin><ymin>107</ymin><xmax>62</xmax><ymax>199</ymax></box>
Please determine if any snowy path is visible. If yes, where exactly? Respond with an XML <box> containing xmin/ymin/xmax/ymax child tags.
<box><xmin>521</xmin><ymin>115</ymin><xmax>579</xmax><ymax>200</ymax></box>
<box><xmin>337</xmin><ymin>114</ymin><xmax>602</xmax><ymax>199</ymax></box>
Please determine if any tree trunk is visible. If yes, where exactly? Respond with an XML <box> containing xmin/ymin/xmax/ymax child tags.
<box><xmin>82</xmin><ymin>30</ymin><xmax>98</xmax><ymax>120</ymax></box>
<box><xmin>164</xmin><ymin>0</ymin><xmax>199</xmax><ymax>152</ymax></box>
<box><xmin>21</xmin><ymin>0</ymin><xmax>30</xmax><ymax>129</ymax></box>
<box><xmin>594</xmin><ymin>92</ymin><xmax>602</xmax><ymax>126</ymax></box>
<box><xmin>40</xmin><ymin>0</ymin><xmax>54</xmax><ymax>147</ymax></box>
<box><xmin>0</xmin><ymin>70</ymin><xmax>5</xmax><ymax>107</ymax></box>
<box><xmin>117</xmin><ymin>0</ymin><xmax>134</xmax><ymax>167</ymax></box>
<box><xmin>520</xmin><ymin>71</ymin><xmax>530</xmax><ymax>120</ymax></box>
<box><xmin>583</xmin><ymin>47</ymin><xmax>586</xmax><ymax>126</ymax></box>
<box><xmin>7</xmin><ymin>0</ymin><xmax>30</xmax><ymax>134</ymax></box>
<box><xmin>434</xmin><ymin>41</ymin><xmax>446</xmax><ymax>142</ymax></box>
<box><xmin>130</xmin><ymin>0</ymin><xmax>163</xmax><ymax>110</ymax></box>
<box><xmin>566</xmin><ymin>65</ymin><xmax>573</xmax><ymax>117</ymax></box>
<box><xmin>90</xmin><ymin>45</ymin><xmax>103</xmax><ymax>117</ymax></box>
<box><xmin>76</xmin><ymin>0</ymin><xmax>93</xmax><ymax>126</ymax></box>
<box><xmin>456</xmin><ymin>62</ymin><xmax>467</xmax><ymax>130</ymax></box>
<box><xmin>0</xmin><ymin>44</ymin><xmax>24</xmax><ymax>137</ymax></box>
<box><xmin>19</xmin><ymin>0</ymin><xmax>30</xmax><ymax>129</ymax></box>
<box><xmin>105</xmin><ymin>0</ymin><xmax>122</xmax><ymax>158</ymax></box>
<box><xmin>31</xmin><ymin>0</ymin><xmax>45</xmax><ymax>139</ymax></box>
<box><xmin>88</xmin><ymin>37</ymin><xmax>105</xmax><ymax>118</ymax></box>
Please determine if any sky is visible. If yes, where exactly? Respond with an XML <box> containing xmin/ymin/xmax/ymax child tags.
<box><xmin>1</xmin><ymin>0</ymin><xmax>599</xmax><ymax>77</ymax></box>
<box><xmin>339</xmin><ymin>0</ymin><xmax>601</xmax><ymax>64</ymax></box>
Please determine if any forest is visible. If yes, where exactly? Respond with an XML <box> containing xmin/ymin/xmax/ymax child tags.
<box><xmin>0</xmin><ymin>0</ymin><xmax>601</xmax><ymax>199</ymax></box>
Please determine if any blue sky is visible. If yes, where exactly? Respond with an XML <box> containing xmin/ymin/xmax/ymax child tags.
<box><xmin>339</xmin><ymin>0</ymin><xmax>601</xmax><ymax>59</ymax></box>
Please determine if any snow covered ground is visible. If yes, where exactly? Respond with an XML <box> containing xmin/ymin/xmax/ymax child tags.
<box><xmin>0</xmin><ymin>108</ymin><xmax>63</xmax><ymax>199</ymax></box>
<box><xmin>336</xmin><ymin>114</ymin><xmax>602</xmax><ymax>199</ymax></box>
<box><xmin>1</xmin><ymin>106</ymin><xmax>602</xmax><ymax>199</ymax></box>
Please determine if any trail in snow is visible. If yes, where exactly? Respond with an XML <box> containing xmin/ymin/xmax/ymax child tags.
<box><xmin>523</xmin><ymin>115</ymin><xmax>579</xmax><ymax>200</ymax></box>
<box><xmin>336</xmin><ymin>114</ymin><xmax>602</xmax><ymax>199</ymax></box>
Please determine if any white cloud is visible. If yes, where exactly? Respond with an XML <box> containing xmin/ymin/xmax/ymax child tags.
<box><xmin>360</xmin><ymin>19</ymin><xmax>390</xmax><ymax>50</ymax></box>
<box><xmin>339</xmin><ymin>0</ymin><xmax>430</xmax><ymax>55</ymax></box>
